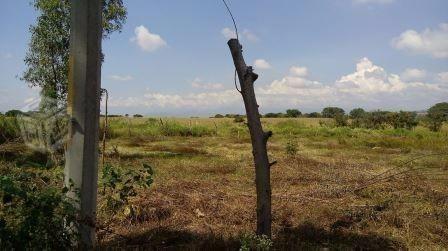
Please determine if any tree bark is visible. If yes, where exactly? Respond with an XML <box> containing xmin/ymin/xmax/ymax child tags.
<box><xmin>227</xmin><ymin>39</ymin><xmax>273</xmax><ymax>237</ymax></box>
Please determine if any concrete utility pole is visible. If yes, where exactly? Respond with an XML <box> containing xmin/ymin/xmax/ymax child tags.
<box><xmin>227</xmin><ymin>39</ymin><xmax>275</xmax><ymax>237</ymax></box>
<box><xmin>65</xmin><ymin>0</ymin><xmax>102</xmax><ymax>248</ymax></box>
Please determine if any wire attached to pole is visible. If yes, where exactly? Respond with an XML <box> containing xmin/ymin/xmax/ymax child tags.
<box><xmin>222</xmin><ymin>0</ymin><xmax>239</xmax><ymax>41</ymax></box>
<box><xmin>221</xmin><ymin>0</ymin><xmax>242</xmax><ymax>93</ymax></box>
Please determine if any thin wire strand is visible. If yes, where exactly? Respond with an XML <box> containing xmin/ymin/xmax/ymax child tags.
<box><xmin>221</xmin><ymin>0</ymin><xmax>242</xmax><ymax>93</ymax></box>
<box><xmin>221</xmin><ymin>0</ymin><xmax>239</xmax><ymax>41</ymax></box>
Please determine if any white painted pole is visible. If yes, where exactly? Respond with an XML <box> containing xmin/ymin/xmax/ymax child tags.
<box><xmin>65</xmin><ymin>0</ymin><xmax>102</xmax><ymax>248</ymax></box>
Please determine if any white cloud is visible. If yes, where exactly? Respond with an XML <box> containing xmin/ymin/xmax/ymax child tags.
<box><xmin>400</xmin><ymin>68</ymin><xmax>426</xmax><ymax>81</ymax></box>
<box><xmin>258</xmin><ymin>58</ymin><xmax>445</xmax><ymax>110</ymax></box>
<box><xmin>191</xmin><ymin>78</ymin><xmax>224</xmax><ymax>90</ymax></box>
<box><xmin>289</xmin><ymin>66</ymin><xmax>308</xmax><ymax>77</ymax></box>
<box><xmin>109</xmin><ymin>89</ymin><xmax>239</xmax><ymax>110</ymax></box>
<box><xmin>335</xmin><ymin>57</ymin><xmax>406</xmax><ymax>94</ymax></box>
<box><xmin>131</xmin><ymin>25</ymin><xmax>167</xmax><ymax>52</ymax></box>
<box><xmin>353</xmin><ymin>0</ymin><xmax>394</xmax><ymax>4</ymax></box>
<box><xmin>221</xmin><ymin>27</ymin><xmax>237</xmax><ymax>40</ymax></box>
<box><xmin>438</xmin><ymin>72</ymin><xmax>448</xmax><ymax>84</ymax></box>
<box><xmin>392</xmin><ymin>23</ymin><xmax>448</xmax><ymax>58</ymax></box>
<box><xmin>242</xmin><ymin>29</ymin><xmax>259</xmax><ymax>42</ymax></box>
<box><xmin>109</xmin><ymin>75</ymin><xmax>134</xmax><ymax>81</ymax></box>
<box><xmin>221</xmin><ymin>27</ymin><xmax>259</xmax><ymax>42</ymax></box>
<box><xmin>254</xmin><ymin>59</ymin><xmax>272</xmax><ymax>70</ymax></box>
<box><xmin>108</xmin><ymin>58</ymin><xmax>446</xmax><ymax>114</ymax></box>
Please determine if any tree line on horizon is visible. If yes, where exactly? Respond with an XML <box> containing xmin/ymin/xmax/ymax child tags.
<box><xmin>3</xmin><ymin>102</ymin><xmax>448</xmax><ymax>132</ymax></box>
<box><xmin>212</xmin><ymin>102</ymin><xmax>448</xmax><ymax>132</ymax></box>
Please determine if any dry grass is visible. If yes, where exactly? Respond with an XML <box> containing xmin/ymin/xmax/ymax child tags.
<box><xmin>2</xmin><ymin>117</ymin><xmax>447</xmax><ymax>249</ymax></box>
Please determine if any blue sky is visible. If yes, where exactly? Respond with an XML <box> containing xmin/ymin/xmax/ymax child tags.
<box><xmin>0</xmin><ymin>0</ymin><xmax>447</xmax><ymax>116</ymax></box>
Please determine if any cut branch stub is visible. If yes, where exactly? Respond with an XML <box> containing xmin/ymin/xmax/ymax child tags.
<box><xmin>227</xmin><ymin>38</ymin><xmax>273</xmax><ymax>237</ymax></box>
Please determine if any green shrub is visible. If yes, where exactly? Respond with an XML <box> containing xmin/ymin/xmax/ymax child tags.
<box><xmin>0</xmin><ymin>116</ymin><xmax>21</xmax><ymax>144</ymax></box>
<box><xmin>234</xmin><ymin>116</ymin><xmax>245</xmax><ymax>123</ymax></box>
<box><xmin>386</xmin><ymin>111</ymin><xmax>418</xmax><ymax>130</ymax></box>
<box><xmin>240</xmin><ymin>234</ymin><xmax>273</xmax><ymax>251</ymax></box>
<box><xmin>99</xmin><ymin>163</ymin><xmax>154</xmax><ymax>215</ymax></box>
<box><xmin>334</xmin><ymin>114</ymin><xmax>348</xmax><ymax>127</ymax></box>
<box><xmin>0</xmin><ymin>164</ymin><xmax>77</xmax><ymax>249</ymax></box>
<box><xmin>285</xmin><ymin>141</ymin><xmax>298</xmax><ymax>156</ymax></box>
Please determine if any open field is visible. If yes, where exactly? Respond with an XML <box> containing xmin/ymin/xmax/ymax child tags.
<box><xmin>1</xmin><ymin>117</ymin><xmax>447</xmax><ymax>249</ymax></box>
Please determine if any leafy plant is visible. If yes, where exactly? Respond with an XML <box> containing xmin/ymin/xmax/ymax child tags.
<box><xmin>285</xmin><ymin>140</ymin><xmax>298</xmax><ymax>156</ymax></box>
<box><xmin>234</xmin><ymin>116</ymin><xmax>245</xmax><ymax>123</ymax></box>
<box><xmin>334</xmin><ymin>114</ymin><xmax>349</xmax><ymax>127</ymax></box>
<box><xmin>0</xmin><ymin>115</ymin><xmax>21</xmax><ymax>144</ymax></box>
<box><xmin>0</xmin><ymin>164</ymin><xmax>78</xmax><ymax>249</ymax></box>
<box><xmin>240</xmin><ymin>233</ymin><xmax>273</xmax><ymax>251</ymax></box>
<box><xmin>99</xmin><ymin>163</ymin><xmax>154</xmax><ymax>214</ymax></box>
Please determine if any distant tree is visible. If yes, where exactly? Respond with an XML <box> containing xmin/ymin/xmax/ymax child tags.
<box><xmin>363</xmin><ymin>110</ymin><xmax>390</xmax><ymax>129</ymax></box>
<box><xmin>426</xmin><ymin>102</ymin><xmax>448</xmax><ymax>131</ymax></box>
<box><xmin>264</xmin><ymin>112</ymin><xmax>279</xmax><ymax>118</ymax></box>
<box><xmin>5</xmin><ymin>110</ymin><xmax>24</xmax><ymax>117</ymax></box>
<box><xmin>386</xmin><ymin>111</ymin><xmax>418</xmax><ymax>130</ymax></box>
<box><xmin>125</xmin><ymin>114</ymin><xmax>129</xmax><ymax>117</ymax></box>
<box><xmin>214</xmin><ymin>114</ymin><xmax>224</xmax><ymax>118</ymax></box>
<box><xmin>322</xmin><ymin>107</ymin><xmax>345</xmax><ymax>118</ymax></box>
<box><xmin>225</xmin><ymin>114</ymin><xmax>239</xmax><ymax>118</ymax></box>
<box><xmin>22</xmin><ymin>0</ymin><xmax>127</xmax><ymax>109</ymax></box>
<box><xmin>306</xmin><ymin>112</ymin><xmax>321</xmax><ymax>118</ymax></box>
<box><xmin>133</xmin><ymin>114</ymin><xmax>143</xmax><ymax>118</ymax></box>
<box><xmin>349</xmin><ymin>108</ymin><xmax>366</xmax><ymax>119</ymax></box>
<box><xmin>286</xmin><ymin>109</ymin><xmax>302</xmax><ymax>118</ymax></box>
<box><xmin>234</xmin><ymin>115</ymin><xmax>245</xmax><ymax>123</ymax></box>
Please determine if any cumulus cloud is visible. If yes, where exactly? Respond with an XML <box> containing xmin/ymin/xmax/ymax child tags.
<box><xmin>131</xmin><ymin>25</ymin><xmax>167</xmax><ymax>52</ymax></box>
<box><xmin>400</xmin><ymin>68</ymin><xmax>427</xmax><ymax>81</ymax></box>
<box><xmin>353</xmin><ymin>0</ymin><xmax>394</xmax><ymax>4</ymax></box>
<box><xmin>221</xmin><ymin>28</ymin><xmax>259</xmax><ymax>42</ymax></box>
<box><xmin>191</xmin><ymin>78</ymin><xmax>224</xmax><ymax>90</ymax></box>
<box><xmin>221</xmin><ymin>27</ymin><xmax>236</xmax><ymax>40</ymax></box>
<box><xmin>335</xmin><ymin>58</ymin><xmax>407</xmax><ymax>94</ymax></box>
<box><xmin>109</xmin><ymin>75</ymin><xmax>134</xmax><ymax>81</ymax></box>
<box><xmin>242</xmin><ymin>29</ymin><xmax>259</xmax><ymax>42</ymax></box>
<box><xmin>438</xmin><ymin>72</ymin><xmax>448</xmax><ymax>84</ymax></box>
<box><xmin>254</xmin><ymin>59</ymin><xmax>272</xmax><ymax>70</ymax></box>
<box><xmin>289</xmin><ymin>66</ymin><xmax>308</xmax><ymax>77</ymax></box>
<box><xmin>109</xmin><ymin>90</ymin><xmax>239</xmax><ymax>110</ymax></box>
<box><xmin>392</xmin><ymin>23</ymin><xmax>448</xmax><ymax>58</ymax></box>
<box><xmin>258</xmin><ymin>57</ymin><xmax>445</xmax><ymax>110</ymax></box>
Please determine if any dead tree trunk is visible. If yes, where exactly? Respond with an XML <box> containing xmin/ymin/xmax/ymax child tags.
<box><xmin>227</xmin><ymin>38</ymin><xmax>273</xmax><ymax>237</ymax></box>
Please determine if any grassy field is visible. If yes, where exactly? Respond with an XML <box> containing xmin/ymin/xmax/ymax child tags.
<box><xmin>1</xmin><ymin>117</ymin><xmax>448</xmax><ymax>249</ymax></box>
